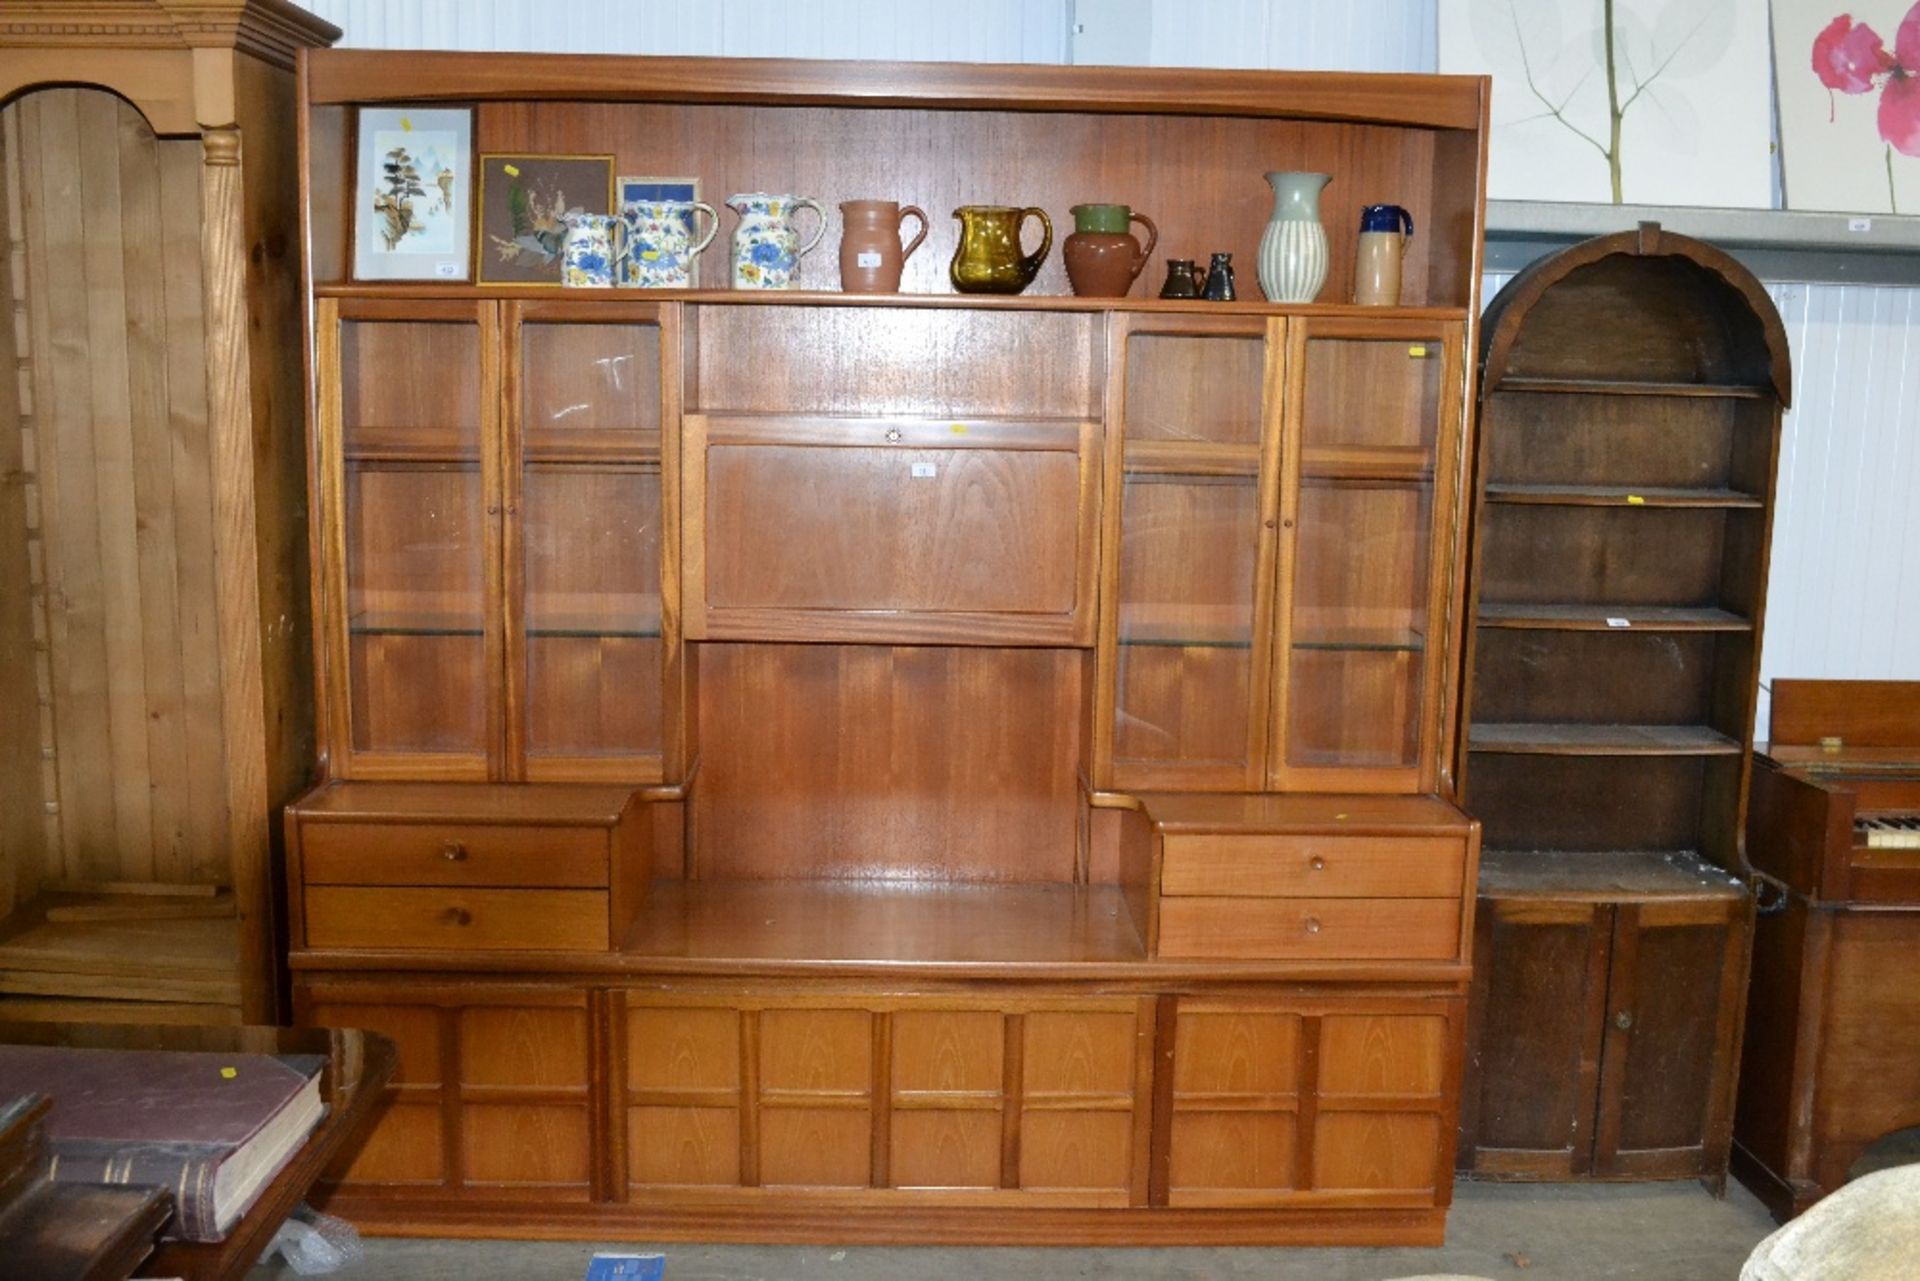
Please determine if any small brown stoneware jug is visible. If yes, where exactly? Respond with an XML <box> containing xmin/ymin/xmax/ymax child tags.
<box><xmin>1159</xmin><ymin>258</ymin><xmax>1205</xmax><ymax>299</ymax></box>
<box><xmin>950</xmin><ymin>205</ymin><xmax>1052</xmax><ymax>294</ymax></box>
<box><xmin>1063</xmin><ymin>203</ymin><xmax>1158</xmax><ymax>297</ymax></box>
<box><xmin>838</xmin><ymin>199</ymin><xmax>929</xmax><ymax>293</ymax></box>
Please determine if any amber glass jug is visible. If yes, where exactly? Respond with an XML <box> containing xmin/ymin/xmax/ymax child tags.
<box><xmin>950</xmin><ymin>205</ymin><xmax>1052</xmax><ymax>294</ymax></box>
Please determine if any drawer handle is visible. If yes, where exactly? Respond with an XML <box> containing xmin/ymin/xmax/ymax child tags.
<box><xmin>1303</xmin><ymin>916</ymin><xmax>1322</xmax><ymax>935</ymax></box>
<box><xmin>441</xmin><ymin>841</ymin><xmax>468</xmax><ymax>862</ymax></box>
<box><xmin>440</xmin><ymin>906</ymin><xmax>473</xmax><ymax>927</ymax></box>
<box><xmin>1308</xmin><ymin>855</ymin><xmax>1327</xmax><ymax>872</ymax></box>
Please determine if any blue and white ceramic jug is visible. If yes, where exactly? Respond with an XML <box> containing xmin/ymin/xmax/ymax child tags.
<box><xmin>726</xmin><ymin>193</ymin><xmax>827</xmax><ymax>290</ymax></box>
<box><xmin>561</xmin><ymin>213</ymin><xmax>628</xmax><ymax>288</ymax></box>
<box><xmin>620</xmin><ymin>199</ymin><xmax>720</xmax><ymax>288</ymax></box>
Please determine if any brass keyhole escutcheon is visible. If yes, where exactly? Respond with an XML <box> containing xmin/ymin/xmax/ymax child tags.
<box><xmin>442</xmin><ymin>841</ymin><xmax>468</xmax><ymax>861</ymax></box>
<box><xmin>885</xmin><ymin>427</ymin><xmax>902</xmax><ymax>444</ymax></box>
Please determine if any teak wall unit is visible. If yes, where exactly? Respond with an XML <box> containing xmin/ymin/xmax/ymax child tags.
<box><xmin>1454</xmin><ymin>227</ymin><xmax>1790</xmax><ymax>1190</ymax></box>
<box><xmin>287</xmin><ymin>50</ymin><xmax>1490</xmax><ymax>1244</ymax></box>
<box><xmin>0</xmin><ymin>1</ymin><xmax>338</xmax><ymax>1024</ymax></box>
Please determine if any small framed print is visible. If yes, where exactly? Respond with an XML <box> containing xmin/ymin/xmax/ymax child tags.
<box><xmin>353</xmin><ymin>107</ymin><xmax>472</xmax><ymax>282</ymax></box>
<box><xmin>618</xmin><ymin>174</ymin><xmax>702</xmax><ymax>225</ymax></box>
<box><xmin>478</xmin><ymin>154</ymin><xmax>615</xmax><ymax>285</ymax></box>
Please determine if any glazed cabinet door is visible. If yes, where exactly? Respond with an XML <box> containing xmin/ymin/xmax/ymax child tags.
<box><xmin>1268</xmin><ymin>318</ymin><xmax>1463</xmax><ymax>792</ymax></box>
<box><xmin>316</xmin><ymin>299</ymin><xmax>502</xmax><ymax>778</ymax></box>
<box><xmin>504</xmin><ymin>301</ymin><xmax>674</xmax><ymax>784</ymax></box>
<box><xmin>1591</xmin><ymin>898</ymin><xmax>1750</xmax><ymax>1183</ymax></box>
<box><xmin>1164</xmin><ymin>996</ymin><xmax>1458</xmax><ymax>1207</ymax></box>
<box><xmin>1457</xmin><ymin>898</ymin><xmax>1612</xmax><ymax>1178</ymax></box>
<box><xmin>296</xmin><ymin>980</ymin><xmax>598</xmax><ymax>1203</ymax></box>
<box><xmin>617</xmin><ymin>994</ymin><xmax>1150</xmax><ymax>1205</ymax></box>
<box><xmin>1099</xmin><ymin>315</ymin><xmax>1281</xmax><ymax>791</ymax></box>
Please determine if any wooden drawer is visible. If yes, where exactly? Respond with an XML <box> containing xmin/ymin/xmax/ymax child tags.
<box><xmin>304</xmin><ymin>887</ymin><xmax>609</xmax><ymax>951</ymax></box>
<box><xmin>1156</xmin><ymin>897</ymin><xmax>1459</xmax><ymax>961</ymax></box>
<box><xmin>1160</xmin><ymin>834</ymin><xmax>1465</xmax><ymax>898</ymax></box>
<box><xmin>301</xmin><ymin>821</ymin><xmax>608</xmax><ymax>888</ymax></box>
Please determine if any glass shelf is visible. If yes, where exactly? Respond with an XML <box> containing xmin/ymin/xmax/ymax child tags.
<box><xmin>1293</xmin><ymin>628</ymin><xmax>1426</xmax><ymax>653</ymax></box>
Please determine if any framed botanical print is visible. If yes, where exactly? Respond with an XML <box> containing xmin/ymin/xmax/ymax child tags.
<box><xmin>353</xmin><ymin>107</ymin><xmax>472</xmax><ymax>281</ymax></box>
<box><xmin>478</xmin><ymin>154</ymin><xmax>615</xmax><ymax>285</ymax></box>
<box><xmin>618</xmin><ymin>175</ymin><xmax>701</xmax><ymax>220</ymax></box>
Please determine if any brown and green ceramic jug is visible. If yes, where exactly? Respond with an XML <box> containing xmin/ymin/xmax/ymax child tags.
<box><xmin>1063</xmin><ymin>203</ymin><xmax>1158</xmax><ymax>297</ymax></box>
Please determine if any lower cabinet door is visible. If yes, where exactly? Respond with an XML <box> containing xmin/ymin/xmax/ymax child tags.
<box><xmin>1591</xmin><ymin>898</ymin><xmax>1750</xmax><ymax>1181</ymax></box>
<box><xmin>1457</xmin><ymin>898</ymin><xmax>1612</xmax><ymax>1178</ymax></box>
<box><xmin>296</xmin><ymin>980</ymin><xmax>596</xmax><ymax>1201</ymax></box>
<box><xmin>619</xmin><ymin>993</ymin><xmax>1151</xmax><ymax>1203</ymax></box>
<box><xmin>1166</xmin><ymin>995</ymin><xmax>1458</xmax><ymax>1208</ymax></box>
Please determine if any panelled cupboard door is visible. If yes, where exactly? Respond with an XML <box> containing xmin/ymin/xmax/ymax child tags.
<box><xmin>296</xmin><ymin>982</ymin><xmax>595</xmax><ymax>1201</ymax></box>
<box><xmin>1166</xmin><ymin>998</ymin><xmax>1455</xmax><ymax>1208</ymax></box>
<box><xmin>504</xmin><ymin>301</ymin><xmax>672</xmax><ymax>785</ymax></box>
<box><xmin>1591</xmin><ymin>899</ymin><xmax>1749</xmax><ymax>1182</ymax></box>
<box><xmin>620</xmin><ymin>995</ymin><xmax>1146</xmax><ymax>1202</ymax></box>
<box><xmin>1103</xmin><ymin>315</ymin><xmax>1281</xmax><ymax>792</ymax></box>
<box><xmin>1269</xmin><ymin>318</ymin><xmax>1463</xmax><ymax>794</ymax></box>
<box><xmin>316</xmin><ymin>298</ymin><xmax>503</xmax><ymax>780</ymax></box>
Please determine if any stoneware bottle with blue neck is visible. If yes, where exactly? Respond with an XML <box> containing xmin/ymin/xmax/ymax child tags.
<box><xmin>1256</xmin><ymin>171</ymin><xmax>1330</xmax><ymax>303</ymax></box>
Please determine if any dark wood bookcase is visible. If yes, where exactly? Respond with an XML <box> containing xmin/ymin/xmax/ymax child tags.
<box><xmin>1454</xmin><ymin>226</ymin><xmax>1791</xmax><ymax>1189</ymax></box>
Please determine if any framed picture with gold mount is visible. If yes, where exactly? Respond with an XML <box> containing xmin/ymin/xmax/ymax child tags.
<box><xmin>477</xmin><ymin>153</ymin><xmax>616</xmax><ymax>285</ymax></box>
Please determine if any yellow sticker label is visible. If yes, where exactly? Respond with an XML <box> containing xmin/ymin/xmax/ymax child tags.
<box><xmin>1334</xmin><ymin>812</ymin><xmax>1349</xmax><ymax>821</ymax></box>
<box><xmin>1626</xmin><ymin>494</ymin><xmax>1646</xmax><ymax>505</ymax></box>
<box><xmin>1407</xmin><ymin>345</ymin><xmax>1428</xmax><ymax>357</ymax></box>
<box><xmin>503</xmin><ymin>163</ymin><xmax>521</xmax><ymax>177</ymax></box>
<box><xmin>400</xmin><ymin>116</ymin><xmax>412</xmax><ymax>131</ymax></box>
<box><xmin>220</xmin><ymin>1067</ymin><xmax>237</xmax><ymax>1080</ymax></box>
<box><xmin>950</xmin><ymin>423</ymin><xmax>968</xmax><ymax>434</ymax></box>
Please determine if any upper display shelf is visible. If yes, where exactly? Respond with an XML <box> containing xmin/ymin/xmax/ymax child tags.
<box><xmin>303</xmin><ymin>51</ymin><xmax>1489</xmax><ymax>310</ymax></box>
<box><xmin>302</xmin><ymin>49</ymin><xmax>1488</xmax><ymax>131</ymax></box>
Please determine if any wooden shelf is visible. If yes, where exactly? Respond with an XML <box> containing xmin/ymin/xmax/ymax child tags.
<box><xmin>620</xmin><ymin>879</ymin><xmax>1145</xmax><ymax>966</ymax></box>
<box><xmin>1484</xmin><ymin>484</ymin><xmax>1763</xmax><ymax>509</ymax></box>
<box><xmin>315</xmin><ymin>281</ymin><xmax>1470</xmax><ymax>322</ymax></box>
<box><xmin>1489</xmin><ymin>377</ymin><xmax>1770</xmax><ymax>399</ymax></box>
<box><xmin>1475</xmin><ymin>603</ymin><xmax>1752</xmax><ymax>632</ymax></box>
<box><xmin>1469</xmin><ymin>722</ymin><xmax>1742</xmax><ymax>756</ymax></box>
<box><xmin>1476</xmin><ymin>848</ymin><xmax>1747</xmax><ymax>902</ymax></box>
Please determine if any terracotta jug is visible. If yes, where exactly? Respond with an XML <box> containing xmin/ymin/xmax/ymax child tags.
<box><xmin>1063</xmin><ymin>203</ymin><xmax>1158</xmax><ymax>298</ymax></box>
<box><xmin>838</xmin><ymin>200</ymin><xmax>929</xmax><ymax>293</ymax></box>
<box><xmin>950</xmin><ymin>205</ymin><xmax>1051</xmax><ymax>295</ymax></box>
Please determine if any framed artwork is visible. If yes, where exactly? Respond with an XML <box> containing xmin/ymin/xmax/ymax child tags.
<box><xmin>352</xmin><ymin>107</ymin><xmax>472</xmax><ymax>281</ymax></box>
<box><xmin>1437</xmin><ymin>0</ymin><xmax>1773</xmax><ymax>207</ymax></box>
<box><xmin>478</xmin><ymin>154</ymin><xmax>615</xmax><ymax>285</ymax></box>
<box><xmin>618</xmin><ymin>175</ymin><xmax>702</xmax><ymax>215</ymax></box>
<box><xmin>1774</xmin><ymin>0</ymin><xmax>1920</xmax><ymax>213</ymax></box>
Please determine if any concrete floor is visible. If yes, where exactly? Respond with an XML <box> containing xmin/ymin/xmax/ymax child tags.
<box><xmin>247</xmin><ymin>1179</ymin><xmax>1782</xmax><ymax>1281</ymax></box>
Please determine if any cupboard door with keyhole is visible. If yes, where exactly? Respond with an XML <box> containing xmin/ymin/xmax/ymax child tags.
<box><xmin>1592</xmin><ymin>898</ymin><xmax>1751</xmax><ymax>1183</ymax></box>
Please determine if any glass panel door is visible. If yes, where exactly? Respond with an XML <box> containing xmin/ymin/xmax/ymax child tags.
<box><xmin>1273</xmin><ymin>322</ymin><xmax>1459</xmax><ymax>789</ymax></box>
<box><xmin>511</xmin><ymin>306</ymin><xmax>665</xmax><ymax>781</ymax></box>
<box><xmin>335</xmin><ymin>307</ymin><xmax>493</xmax><ymax>769</ymax></box>
<box><xmin>1107</xmin><ymin>320</ymin><xmax>1275</xmax><ymax>790</ymax></box>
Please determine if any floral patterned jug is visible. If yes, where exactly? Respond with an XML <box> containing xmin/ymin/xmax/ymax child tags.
<box><xmin>726</xmin><ymin>193</ymin><xmax>827</xmax><ymax>289</ymax></box>
<box><xmin>619</xmin><ymin>199</ymin><xmax>720</xmax><ymax>288</ymax></box>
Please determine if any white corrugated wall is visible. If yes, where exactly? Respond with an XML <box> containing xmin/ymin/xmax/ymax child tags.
<box><xmin>301</xmin><ymin>0</ymin><xmax>1920</xmax><ymax>728</ymax></box>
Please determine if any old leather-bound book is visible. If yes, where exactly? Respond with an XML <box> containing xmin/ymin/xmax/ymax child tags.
<box><xmin>0</xmin><ymin>1047</ymin><xmax>325</xmax><ymax>1242</ymax></box>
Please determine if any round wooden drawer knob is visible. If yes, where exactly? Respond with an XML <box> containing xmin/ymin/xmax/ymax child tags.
<box><xmin>1309</xmin><ymin>855</ymin><xmax>1327</xmax><ymax>872</ymax></box>
<box><xmin>441</xmin><ymin>841</ymin><xmax>468</xmax><ymax>862</ymax></box>
<box><xmin>441</xmin><ymin>906</ymin><xmax>473</xmax><ymax>926</ymax></box>
<box><xmin>1303</xmin><ymin>916</ymin><xmax>1322</xmax><ymax>935</ymax></box>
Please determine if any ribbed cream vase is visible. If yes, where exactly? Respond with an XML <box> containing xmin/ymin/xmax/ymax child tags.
<box><xmin>1256</xmin><ymin>171</ymin><xmax>1331</xmax><ymax>303</ymax></box>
